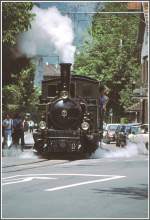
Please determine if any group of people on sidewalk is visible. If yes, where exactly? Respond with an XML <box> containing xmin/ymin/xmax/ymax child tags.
<box><xmin>2</xmin><ymin>113</ymin><xmax>35</xmax><ymax>150</ymax></box>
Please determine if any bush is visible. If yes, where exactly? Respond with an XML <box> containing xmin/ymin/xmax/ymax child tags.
<box><xmin>120</xmin><ymin>117</ymin><xmax>128</xmax><ymax>124</ymax></box>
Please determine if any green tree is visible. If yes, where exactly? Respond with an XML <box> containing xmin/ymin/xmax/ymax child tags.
<box><xmin>74</xmin><ymin>2</ymin><xmax>140</xmax><ymax>120</ymax></box>
<box><xmin>2</xmin><ymin>2</ymin><xmax>40</xmax><ymax>118</ymax></box>
<box><xmin>2</xmin><ymin>84</ymin><xmax>22</xmax><ymax>114</ymax></box>
<box><xmin>3</xmin><ymin>63</ymin><xmax>40</xmax><ymax>115</ymax></box>
<box><xmin>2</xmin><ymin>2</ymin><xmax>35</xmax><ymax>46</ymax></box>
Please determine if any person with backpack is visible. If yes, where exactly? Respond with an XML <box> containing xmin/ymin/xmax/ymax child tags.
<box><xmin>12</xmin><ymin>113</ymin><xmax>25</xmax><ymax>150</ymax></box>
<box><xmin>2</xmin><ymin>113</ymin><xmax>13</xmax><ymax>148</ymax></box>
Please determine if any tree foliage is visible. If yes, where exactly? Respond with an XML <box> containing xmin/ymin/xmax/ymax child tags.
<box><xmin>2</xmin><ymin>2</ymin><xmax>40</xmax><ymax>118</ymax></box>
<box><xmin>2</xmin><ymin>63</ymin><xmax>40</xmax><ymax>115</ymax></box>
<box><xmin>74</xmin><ymin>2</ymin><xmax>140</xmax><ymax>120</ymax></box>
<box><xmin>2</xmin><ymin>2</ymin><xmax>35</xmax><ymax>46</ymax></box>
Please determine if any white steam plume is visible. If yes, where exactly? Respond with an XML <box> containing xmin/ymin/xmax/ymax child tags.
<box><xmin>18</xmin><ymin>6</ymin><xmax>76</xmax><ymax>63</ymax></box>
<box><xmin>90</xmin><ymin>141</ymin><xmax>148</xmax><ymax>159</ymax></box>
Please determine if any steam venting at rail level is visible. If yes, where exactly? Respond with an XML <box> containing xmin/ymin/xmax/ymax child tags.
<box><xmin>90</xmin><ymin>140</ymin><xmax>148</xmax><ymax>159</ymax></box>
<box><xmin>2</xmin><ymin>140</ymin><xmax>148</xmax><ymax>159</ymax></box>
<box><xmin>18</xmin><ymin>6</ymin><xmax>76</xmax><ymax>63</ymax></box>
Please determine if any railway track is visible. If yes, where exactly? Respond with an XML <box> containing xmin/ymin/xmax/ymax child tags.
<box><xmin>2</xmin><ymin>148</ymin><xmax>72</xmax><ymax>173</ymax></box>
<box><xmin>2</xmin><ymin>159</ymin><xmax>70</xmax><ymax>173</ymax></box>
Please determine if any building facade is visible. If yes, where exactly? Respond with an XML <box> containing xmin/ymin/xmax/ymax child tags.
<box><xmin>139</xmin><ymin>2</ymin><xmax>148</xmax><ymax>124</ymax></box>
<box><xmin>127</xmin><ymin>2</ymin><xmax>149</xmax><ymax>124</ymax></box>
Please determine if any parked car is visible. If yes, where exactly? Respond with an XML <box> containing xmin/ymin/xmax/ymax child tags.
<box><xmin>103</xmin><ymin>124</ymin><xmax>120</xmax><ymax>144</ymax></box>
<box><xmin>115</xmin><ymin>123</ymin><xmax>140</xmax><ymax>147</ymax></box>
<box><xmin>128</xmin><ymin>124</ymin><xmax>149</xmax><ymax>150</ymax></box>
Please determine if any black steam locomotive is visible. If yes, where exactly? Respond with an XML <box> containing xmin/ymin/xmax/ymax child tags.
<box><xmin>33</xmin><ymin>63</ymin><xmax>101</xmax><ymax>157</ymax></box>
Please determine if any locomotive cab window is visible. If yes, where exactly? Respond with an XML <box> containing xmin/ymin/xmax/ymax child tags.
<box><xmin>48</xmin><ymin>84</ymin><xmax>57</xmax><ymax>97</ymax></box>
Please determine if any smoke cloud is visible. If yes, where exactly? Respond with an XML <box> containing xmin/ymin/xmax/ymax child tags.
<box><xmin>18</xmin><ymin>6</ymin><xmax>76</xmax><ymax>63</ymax></box>
<box><xmin>91</xmin><ymin>141</ymin><xmax>148</xmax><ymax>159</ymax></box>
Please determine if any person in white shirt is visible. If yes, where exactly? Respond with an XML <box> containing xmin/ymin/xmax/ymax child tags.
<box><xmin>2</xmin><ymin>113</ymin><xmax>13</xmax><ymax>148</ymax></box>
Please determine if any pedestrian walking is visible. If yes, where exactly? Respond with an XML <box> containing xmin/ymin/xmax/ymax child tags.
<box><xmin>12</xmin><ymin>113</ymin><xmax>25</xmax><ymax>151</ymax></box>
<box><xmin>2</xmin><ymin>113</ymin><xmax>13</xmax><ymax>148</ymax></box>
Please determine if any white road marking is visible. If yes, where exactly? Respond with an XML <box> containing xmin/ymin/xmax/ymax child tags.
<box><xmin>2</xmin><ymin>173</ymin><xmax>121</xmax><ymax>180</ymax></box>
<box><xmin>2</xmin><ymin>174</ymin><xmax>126</xmax><ymax>191</ymax></box>
<box><xmin>2</xmin><ymin>177</ymin><xmax>57</xmax><ymax>185</ymax></box>
<box><xmin>45</xmin><ymin>175</ymin><xmax>126</xmax><ymax>192</ymax></box>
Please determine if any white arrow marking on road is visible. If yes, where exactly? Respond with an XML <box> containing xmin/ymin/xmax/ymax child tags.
<box><xmin>2</xmin><ymin>174</ymin><xmax>126</xmax><ymax>191</ymax></box>
<box><xmin>2</xmin><ymin>173</ymin><xmax>124</xmax><ymax>180</ymax></box>
<box><xmin>45</xmin><ymin>175</ymin><xmax>126</xmax><ymax>192</ymax></box>
<box><xmin>2</xmin><ymin>173</ymin><xmax>126</xmax><ymax>191</ymax></box>
<box><xmin>2</xmin><ymin>177</ymin><xmax>57</xmax><ymax>185</ymax></box>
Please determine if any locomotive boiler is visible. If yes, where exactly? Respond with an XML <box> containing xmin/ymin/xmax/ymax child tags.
<box><xmin>33</xmin><ymin>63</ymin><xmax>101</xmax><ymax>157</ymax></box>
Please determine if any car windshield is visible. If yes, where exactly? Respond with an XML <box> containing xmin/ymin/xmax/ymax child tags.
<box><xmin>126</xmin><ymin>126</ymin><xmax>132</xmax><ymax>132</ymax></box>
<box><xmin>119</xmin><ymin>126</ymin><xmax>126</xmax><ymax>132</ymax></box>
<box><xmin>108</xmin><ymin>125</ymin><xmax>118</xmax><ymax>131</ymax></box>
<box><xmin>119</xmin><ymin>125</ymin><xmax>131</xmax><ymax>132</ymax></box>
<box><xmin>131</xmin><ymin>126</ymin><xmax>140</xmax><ymax>134</ymax></box>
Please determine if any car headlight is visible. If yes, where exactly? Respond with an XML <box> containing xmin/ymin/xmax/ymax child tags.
<box><xmin>39</xmin><ymin>121</ymin><xmax>46</xmax><ymax>130</ymax></box>
<box><xmin>81</xmin><ymin>121</ymin><xmax>89</xmax><ymax>130</ymax></box>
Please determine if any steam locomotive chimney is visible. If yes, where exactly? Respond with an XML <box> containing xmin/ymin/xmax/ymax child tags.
<box><xmin>60</xmin><ymin>63</ymin><xmax>71</xmax><ymax>92</ymax></box>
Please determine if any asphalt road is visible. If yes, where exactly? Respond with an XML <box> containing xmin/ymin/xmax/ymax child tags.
<box><xmin>2</xmin><ymin>141</ymin><xmax>149</xmax><ymax>219</ymax></box>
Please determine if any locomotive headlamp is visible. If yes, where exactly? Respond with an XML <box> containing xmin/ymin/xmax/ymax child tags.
<box><xmin>81</xmin><ymin>121</ymin><xmax>89</xmax><ymax>130</ymax></box>
<box><xmin>39</xmin><ymin>121</ymin><xmax>46</xmax><ymax>130</ymax></box>
<box><xmin>60</xmin><ymin>90</ymin><xmax>68</xmax><ymax>99</ymax></box>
